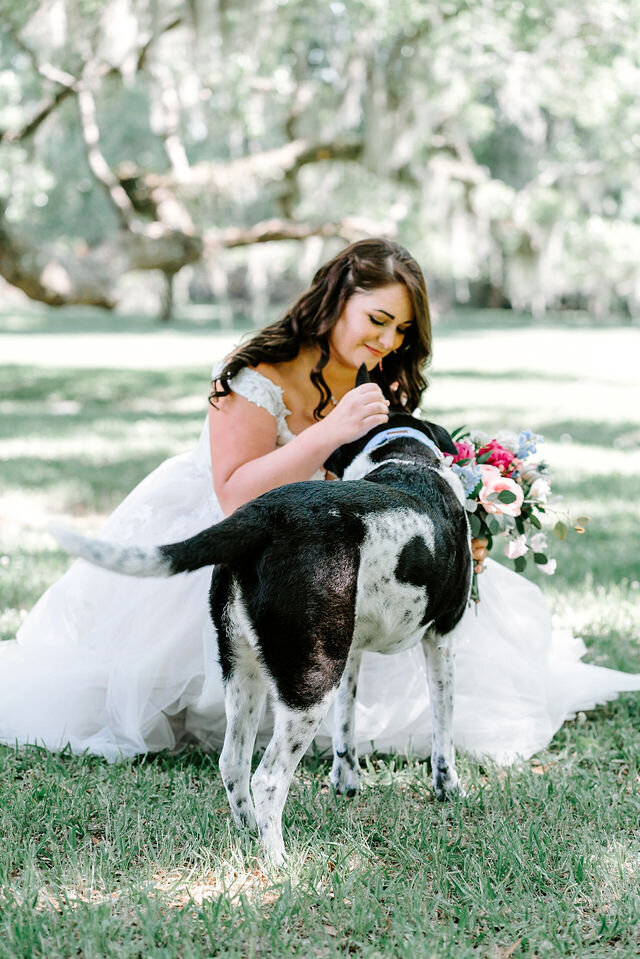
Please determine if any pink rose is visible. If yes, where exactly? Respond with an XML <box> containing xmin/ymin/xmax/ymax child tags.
<box><xmin>478</xmin><ymin>465</ymin><xmax>524</xmax><ymax>517</ymax></box>
<box><xmin>478</xmin><ymin>440</ymin><xmax>517</xmax><ymax>474</ymax></box>
<box><xmin>453</xmin><ymin>440</ymin><xmax>475</xmax><ymax>464</ymax></box>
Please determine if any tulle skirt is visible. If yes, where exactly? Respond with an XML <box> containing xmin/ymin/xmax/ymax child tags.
<box><xmin>3</xmin><ymin>424</ymin><xmax>639</xmax><ymax>765</ymax></box>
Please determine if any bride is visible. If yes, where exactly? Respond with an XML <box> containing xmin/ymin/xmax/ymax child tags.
<box><xmin>3</xmin><ymin>237</ymin><xmax>639</xmax><ymax>765</ymax></box>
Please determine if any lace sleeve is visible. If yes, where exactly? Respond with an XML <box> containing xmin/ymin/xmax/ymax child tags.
<box><xmin>210</xmin><ymin>360</ymin><xmax>293</xmax><ymax>442</ymax></box>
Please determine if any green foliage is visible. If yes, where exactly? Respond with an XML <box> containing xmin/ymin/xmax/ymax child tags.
<box><xmin>1</xmin><ymin>0</ymin><xmax>640</xmax><ymax>314</ymax></box>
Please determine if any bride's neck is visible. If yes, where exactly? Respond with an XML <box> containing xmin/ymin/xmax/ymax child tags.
<box><xmin>297</xmin><ymin>345</ymin><xmax>357</xmax><ymax>400</ymax></box>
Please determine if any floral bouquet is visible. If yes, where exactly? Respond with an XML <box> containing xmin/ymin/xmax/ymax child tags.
<box><xmin>449</xmin><ymin>427</ymin><xmax>586</xmax><ymax>603</ymax></box>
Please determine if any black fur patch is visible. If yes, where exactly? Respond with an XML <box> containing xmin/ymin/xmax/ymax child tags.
<box><xmin>395</xmin><ymin>535</ymin><xmax>432</xmax><ymax>588</ymax></box>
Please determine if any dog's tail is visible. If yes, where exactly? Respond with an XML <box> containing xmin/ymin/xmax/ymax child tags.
<box><xmin>50</xmin><ymin>507</ymin><xmax>269</xmax><ymax>578</ymax></box>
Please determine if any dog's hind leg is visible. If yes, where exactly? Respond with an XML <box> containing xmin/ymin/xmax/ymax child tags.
<box><xmin>252</xmin><ymin>693</ymin><xmax>336</xmax><ymax>866</ymax></box>
<box><xmin>219</xmin><ymin>654</ymin><xmax>268</xmax><ymax>833</ymax></box>
<box><xmin>422</xmin><ymin>630</ymin><xmax>460</xmax><ymax>801</ymax></box>
<box><xmin>330</xmin><ymin>649</ymin><xmax>363</xmax><ymax>797</ymax></box>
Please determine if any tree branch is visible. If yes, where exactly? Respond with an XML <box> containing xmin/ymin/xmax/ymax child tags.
<box><xmin>0</xmin><ymin>213</ymin><xmax>202</xmax><ymax>309</ymax></box>
<box><xmin>0</xmin><ymin>85</ymin><xmax>75</xmax><ymax>143</ymax></box>
<box><xmin>136</xmin><ymin>16</ymin><xmax>183</xmax><ymax>72</ymax></box>
<box><xmin>145</xmin><ymin>135</ymin><xmax>364</xmax><ymax>192</ymax></box>
<box><xmin>206</xmin><ymin>215</ymin><xmax>396</xmax><ymax>249</ymax></box>
<box><xmin>1</xmin><ymin>16</ymin><xmax>183</xmax><ymax>144</ymax></box>
<box><xmin>76</xmin><ymin>69</ymin><xmax>137</xmax><ymax>230</ymax></box>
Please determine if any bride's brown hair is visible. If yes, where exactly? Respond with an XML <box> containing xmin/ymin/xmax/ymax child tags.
<box><xmin>209</xmin><ymin>237</ymin><xmax>431</xmax><ymax>417</ymax></box>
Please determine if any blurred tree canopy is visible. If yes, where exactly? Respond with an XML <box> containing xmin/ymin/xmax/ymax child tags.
<box><xmin>0</xmin><ymin>0</ymin><xmax>639</xmax><ymax>319</ymax></box>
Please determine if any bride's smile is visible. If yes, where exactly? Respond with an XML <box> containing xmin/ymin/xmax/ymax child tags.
<box><xmin>327</xmin><ymin>282</ymin><xmax>414</xmax><ymax>379</ymax></box>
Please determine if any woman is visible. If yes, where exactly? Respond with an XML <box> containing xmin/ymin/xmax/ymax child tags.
<box><xmin>2</xmin><ymin>238</ymin><xmax>639</xmax><ymax>764</ymax></box>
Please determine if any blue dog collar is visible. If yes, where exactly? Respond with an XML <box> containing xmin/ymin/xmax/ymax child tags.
<box><xmin>360</xmin><ymin>426</ymin><xmax>444</xmax><ymax>461</ymax></box>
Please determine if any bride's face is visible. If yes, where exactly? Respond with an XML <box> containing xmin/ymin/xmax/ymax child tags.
<box><xmin>329</xmin><ymin>283</ymin><xmax>413</xmax><ymax>370</ymax></box>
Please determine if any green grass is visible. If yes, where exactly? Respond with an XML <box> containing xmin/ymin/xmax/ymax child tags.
<box><xmin>1</xmin><ymin>306</ymin><xmax>639</xmax><ymax>957</ymax></box>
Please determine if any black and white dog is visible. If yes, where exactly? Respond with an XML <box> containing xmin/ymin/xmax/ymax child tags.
<box><xmin>53</xmin><ymin>370</ymin><xmax>472</xmax><ymax>865</ymax></box>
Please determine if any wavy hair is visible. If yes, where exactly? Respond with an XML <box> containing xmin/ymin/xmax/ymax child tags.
<box><xmin>209</xmin><ymin>237</ymin><xmax>432</xmax><ymax>417</ymax></box>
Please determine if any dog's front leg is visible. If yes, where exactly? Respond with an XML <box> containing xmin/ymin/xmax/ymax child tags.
<box><xmin>330</xmin><ymin>649</ymin><xmax>363</xmax><ymax>797</ymax></box>
<box><xmin>422</xmin><ymin>630</ymin><xmax>460</xmax><ymax>801</ymax></box>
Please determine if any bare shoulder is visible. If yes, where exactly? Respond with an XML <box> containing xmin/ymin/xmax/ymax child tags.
<box><xmin>253</xmin><ymin>357</ymin><xmax>306</xmax><ymax>391</ymax></box>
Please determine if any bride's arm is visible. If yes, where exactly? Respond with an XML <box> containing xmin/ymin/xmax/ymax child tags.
<box><xmin>210</xmin><ymin>386</ymin><xmax>388</xmax><ymax>515</ymax></box>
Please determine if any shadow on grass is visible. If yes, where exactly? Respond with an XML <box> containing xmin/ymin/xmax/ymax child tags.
<box><xmin>0</xmin><ymin>365</ymin><xmax>208</xmax><ymax>403</ymax></box>
<box><xmin>434</xmin><ymin>368</ymin><xmax>584</xmax><ymax>383</ymax></box>
<box><xmin>0</xmin><ymin>409</ymin><xmax>204</xmax><ymax>443</ymax></box>
<box><xmin>433</xmin><ymin>306</ymin><xmax>636</xmax><ymax>334</ymax></box>
<box><xmin>3</xmin><ymin>304</ymin><xmax>635</xmax><ymax>339</ymax></box>
<box><xmin>561</xmin><ymin>472</ymin><xmax>640</xmax><ymax>501</ymax></box>
<box><xmin>2</xmin><ymin>452</ymin><xmax>181</xmax><ymax>511</ymax></box>
<box><xmin>537</xmin><ymin>419</ymin><xmax>640</xmax><ymax>449</ymax></box>
<box><xmin>0</xmin><ymin>305</ymin><xmax>257</xmax><ymax>337</ymax></box>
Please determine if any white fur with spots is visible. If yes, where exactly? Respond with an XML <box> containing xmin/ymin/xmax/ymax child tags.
<box><xmin>219</xmin><ymin>591</ymin><xmax>338</xmax><ymax>865</ymax></box>
<box><xmin>353</xmin><ymin>510</ymin><xmax>436</xmax><ymax>654</ymax></box>
<box><xmin>330</xmin><ymin>649</ymin><xmax>363</xmax><ymax>796</ymax></box>
<box><xmin>49</xmin><ymin>524</ymin><xmax>172</xmax><ymax>577</ymax></box>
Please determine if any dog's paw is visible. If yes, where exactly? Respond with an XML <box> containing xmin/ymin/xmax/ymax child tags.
<box><xmin>434</xmin><ymin>780</ymin><xmax>465</xmax><ymax>802</ymax></box>
<box><xmin>263</xmin><ymin>845</ymin><xmax>286</xmax><ymax>869</ymax></box>
<box><xmin>433</xmin><ymin>755</ymin><xmax>463</xmax><ymax>802</ymax></box>
<box><xmin>228</xmin><ymin>797</ymin><xmax>258</xmax><ymax>832</ymax></box>
<box><xmin>331</xmin><ymin>751</ymin><xmax>360</xmax><ymax>798</ymax></box>
<box><xmin>257</xmin><ymin>821</ymin><xmax>287</xmax><ymax>868</ymax></box>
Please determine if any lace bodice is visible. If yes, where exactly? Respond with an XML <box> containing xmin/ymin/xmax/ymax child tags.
<box><xmin>211</xmin><ymin>361</ymin><xmax>295</xmax><ymax>445</ymax></box>
<box><xmin>211</xmin><ymin>361</ymin><xmax>325</xmax><ymax>479</ymax></box>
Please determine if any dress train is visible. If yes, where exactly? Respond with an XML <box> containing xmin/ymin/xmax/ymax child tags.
<box><xmin>2</xmin><ymin>367</ymin><xmax>639</xmax><ymax>764</ymax></box>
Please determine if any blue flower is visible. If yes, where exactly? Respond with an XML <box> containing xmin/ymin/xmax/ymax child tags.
<box><xmin>451</xmin><ymin>462</ymin><xmax>483</xmax><ymax>496</ymax></box>
<box><xmin>517</xmin><ymin>430</ymin><xmax>543</xmax><ymax>459</ymax></box>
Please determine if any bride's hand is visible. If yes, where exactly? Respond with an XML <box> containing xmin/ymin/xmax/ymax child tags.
<box><xmin>324</xmin><ymin>384</ymin><xmax>390</xmax><ymax>445</ymax></box>
<box><xmin>472</xmin><ymin>537</ymin><xmax>489</xmax><ymax>573</ymax></box>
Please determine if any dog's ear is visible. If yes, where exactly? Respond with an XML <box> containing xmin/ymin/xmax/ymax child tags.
<box><xmin>324</xmin><ymin>366</ymin><xmax>373</xmax><ymax>476</ymax></box>
<box><xmin>355</xmin><ymin>363</ymin><xmax>371</xmax><ymax>387</ymax></box>
<box><xmin>420</xmin><ymin>420</ymin><xmax>458</xmax><ymax>456</ymax></box>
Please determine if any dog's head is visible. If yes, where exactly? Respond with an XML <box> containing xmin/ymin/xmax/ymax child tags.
<box><xmin>324</xmin><ymin>365</ymin><xmax>457</xmax><ymax>479</ymax></box>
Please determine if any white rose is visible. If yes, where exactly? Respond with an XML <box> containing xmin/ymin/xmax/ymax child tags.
<box><xmin>495</xmin><ymin>430</ymin><xmax>520</xmax><ymax>453</ymax></box>
<box><xmin>504</xmin><ymin>535</ymin><xmax>528</xmax><ymax>559</ymax></box>
<box><xmin>468</xmin><ymin>429</ymin><xmax>489</xmax><ymax>445</ymax></box>
<box><xmin>519</xmin><ymin>464</ymin><xmax>541</xmax><ymax>483</ymax></box>
<box><xmin>529</xmin><ymin>478</ymin><xmax>551</xmax><ymax>503</ymax></box>
<box><xmin>529</xmin><ymin>532</ymin><xmax>548</xmax><ymax>553</ymax></box>
<box><xmin>537</xmin><ymin>558</ymin><xmax>557</xmax><ymax>575</ymax></box>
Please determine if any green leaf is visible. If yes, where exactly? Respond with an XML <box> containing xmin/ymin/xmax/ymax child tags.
<box><xmin>515</xmin><ymin>517</ymin><xmax>525</xmax><ymax>535</ymax></box>
<box><xmin>476</xmin><ymin>451</ymin><xmax>493</xmax><ymax>464</ymax></box>
<box><xmin>533</xmin><ymin>552</ymin><xmax>548</xmax><ymax>564</ymax></box>
<box><xmin>469</xmin><ymin>513</ymin><xmax>483</xmax><ymax>538</ymax></box>
<box><xmin>514</xmin><ymin>556</ymin><xmax>527</xmax><ymax>573</ymax></box>
<box><xmin>450</xmin><ymin>425</ymin><xmax>469</xmax><ymax>440</ymax></box>
<box><xmin>530</xmin><ymin>514</ymin><xmax>542</xmax><ymax>529</ymax></box>
<box><xmin>497</xmin><ymin>490</ymin><xmax>517</xmax><ymax>504</ymax></box>
<box><xmin>554</xmin><ymin>521</ymin><xmax>568</xmax><ymax>540</ymax></box>
<box><xmin>487</xmin><ymin>516</ymin><xmax>501</xmax><ymax>535</ymax></box>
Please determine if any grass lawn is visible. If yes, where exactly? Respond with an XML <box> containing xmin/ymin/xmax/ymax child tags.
<box><xmin>1</xmin><ymin>304</ymin><xmax>639</xmax><ymax>958</ymax></box>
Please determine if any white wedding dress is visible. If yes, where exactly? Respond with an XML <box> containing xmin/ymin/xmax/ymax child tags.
<box><xmin>2</xmin><ymin>364</ymin><xmax>639</xmax><ymax>766</ymax></box>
